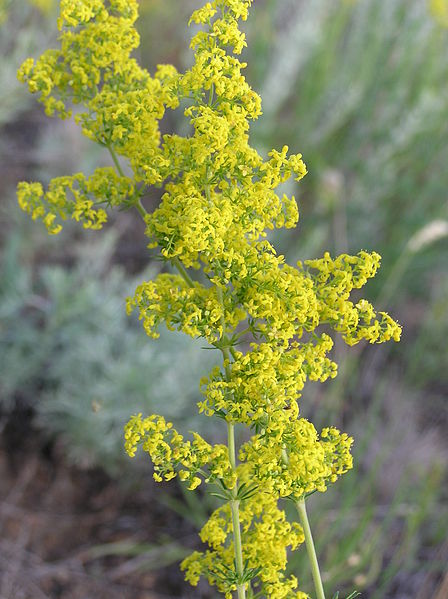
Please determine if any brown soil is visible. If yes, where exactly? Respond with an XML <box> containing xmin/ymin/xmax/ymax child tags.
<box><xmin>0</xmin><ymin>422</ymin><xmax>200</xmax><ymax>599</ymax></box>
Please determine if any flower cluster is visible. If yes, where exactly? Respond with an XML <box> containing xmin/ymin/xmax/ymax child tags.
<box><xmin>17</xmin><ymin>0</ymin><xmax>401</xmax><ymax>597</ymax></box>
<box><xmin>240</xmin><ymin>421</ymin><xmax>353</xmax><ymax>499</ymax></box>
<box><xmin>17</xmin><ymin>168</ymin><xmax>135</xmax><ymax>233</ymax></box>
<box><xmin>124</xmin><ymin>413</ymin><xmax>235</xmax><ymax>490</ymax></box>
<box><xmin>127</xmin><ymin>274</ymin><xmax>245</xmax><ymax>343</ymax></box>
<box><xmin>182</xmin><ymin>492</ymin><xmax>308</xmax><ymax>599</ymax></box>
<box><xmin>303</xmin><ymin>251</ymin><xmax>401</xmax><ymax>346</ymax></box>
<box><xmin>199</xmin><ymin>337</ymin><xmax>337</xmax><ymax>424</ymax></box>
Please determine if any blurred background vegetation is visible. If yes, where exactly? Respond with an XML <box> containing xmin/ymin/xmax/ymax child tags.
<box><xmin>0</xmin><ymin>0</ymin><xmax>447</xmax><ymax>598</ymax></box>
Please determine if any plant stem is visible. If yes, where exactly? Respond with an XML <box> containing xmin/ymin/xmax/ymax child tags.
<box><xmin>173</xmin><ymin>257</ymin><xmax>195</xmax><ymax>288</ymax></box>
<box><xmin>296</xmin><ymin>498</ymin><xmax>326</xmax><ymax>599</ymax></box>
<box><xmin>231</xmin><ymin>499</ymin><xmax>246</xmax><ymax>598</ymax></box>
<box><xmin>107</xmin><ymin>144</ymin><xmax>149</xmax><ymax>219</ymax></box>
<box><xmin>228</xmin><ymin>422</ymin><xmax>246</xmax><ymax>599</ymax></box>
<box><xmin>217</xmin><ymin>286</ymin><xmax>246</xmax><ymax>599</ymax></box>
<box><xmin>135</xmin><ymin>198</ymin><xmax>147</xmax><ymax>219</ymax></box>
<box><xmin>106</xmin><ymin>143</ymin><xmax>125</xmax><ymax>177</ymax></box>
<box><xmin>227</xmin><ymin>419</ymin><xmax>237</xmax><ymax>469</ymax></box>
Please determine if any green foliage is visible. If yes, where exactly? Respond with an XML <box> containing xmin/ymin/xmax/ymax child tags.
<box><xmin>0</xmin><ymin>0</ymin><xmax>57</xmax><ymax>128</ymax></box>
<box><xmin>408</xmin><ymin>277</ymin><xmax>448</xmax><ymax>388</ymax></box>
<box><xmin>332</xmin><ymin>592</ymin><xmax>360</xmax><ymax>599</ymax></box>
<box><xmin>251</xmin><ymin>0</ymin><xmax>448</xmax><ymax>279</ymax></box>
<box><xmin>283</xmin><ymin>378</ymin><xmax>447</xmax><ymax>597</ymax></box>
<box><xmin>0</xmin><ymin>231</ymin><xmax>216</xmax><ymax>473</ymax></box>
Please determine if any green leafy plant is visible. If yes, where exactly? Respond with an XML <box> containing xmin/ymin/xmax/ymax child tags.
<box><xmin>0</xmin><ymin>231</ymin><xmax>216</xmax><ymax>472</ymax></box>
<box><xmin>16</xmin><ymin>1</ymin><xmax>401</xmax><ymax>597</ymax></box>
<box><xmin>331</xmin><ymin>592</ymin><xmax>360</xmax><ymax>599</ymax></box>
<box><xmin>252</xmin><ymin>0</ymin><xmax>448</xmax><ymax>281</ymax></box>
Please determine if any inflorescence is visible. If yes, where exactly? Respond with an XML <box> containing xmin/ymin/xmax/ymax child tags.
<box><xmin>17</xmin><ymin>1</ymin><xmax>401</xmax><ymax>597</ymax></box>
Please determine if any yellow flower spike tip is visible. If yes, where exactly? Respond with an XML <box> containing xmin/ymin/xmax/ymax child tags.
<box><xmin>18</xmin><ymin>0</ymin><xmax>401</xmax><ymax>597</ymax></box>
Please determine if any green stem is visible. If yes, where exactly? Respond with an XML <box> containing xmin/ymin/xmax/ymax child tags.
<box><xmin>296</xmin><ymin>498</ymin><xmax>326</xmax><ymax>599</ymax></box>
<box><xmin>208</xmin><ymin>82</ymin><xmax>215</xmax><ymax>106</ymax></box>
<box><xmin>173</xmin><ymin>257</ymin><xmax>195</xmax><ymax>288</ymax></box>
<box><xmin>230</xmin><ymin>496</ymin><xmax>246</xmax><ymax>599</ymax></box>
<box><xmin>106</xmin><ymin>143</ymin><xmax>125</xmax><ymax>177</ymax></box>
<box><xmin>227</xmin><ymin>420</ymin><xmax>237</xmax><ymax>470</ymax></box>
<box><xmin>135</xmin><ymin>198</ymin><xmax>147</xmax><ymax>219</ymax></box>
<box><xmin>228</xmin><ymin>421</ymin><xmax>245</xmax><ymax>599</ymax></box>
<box><xmin>217</xmin><ymin>287</ymin><xmax>246</xmax><ymax>599</ymax></box>
<box><xmin>107</xmin><ymin>143</ymin><xmax>148</xmax><ymax>219</ymax></box>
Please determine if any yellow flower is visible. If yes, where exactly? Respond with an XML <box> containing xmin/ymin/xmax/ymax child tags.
<box><xmin>17</xmin><ymin>1</ymin><xmax>402</xmax><ymax>595</ymax></box>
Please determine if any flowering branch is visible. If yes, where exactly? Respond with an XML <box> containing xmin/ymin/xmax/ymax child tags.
<box><xmin>16</xmin><ymin>0</ymin><xmax>401</xmax><ymax>597</ymax></box>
